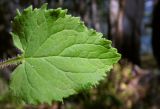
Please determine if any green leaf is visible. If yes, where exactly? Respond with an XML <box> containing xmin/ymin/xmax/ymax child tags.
<box><xmin>10</xmin><ymin>4</ymin><xmax>121</xmax><ymax>104</ymax></box>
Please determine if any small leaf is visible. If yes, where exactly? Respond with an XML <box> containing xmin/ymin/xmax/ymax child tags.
<box><xmin>10</xmin><ymin>4</ymin><xmax>121</xmax><ymax>104</ymax></box>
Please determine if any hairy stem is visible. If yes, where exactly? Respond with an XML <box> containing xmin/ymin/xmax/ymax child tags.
<box><xmin>0</xmin><ymin>55</ymin><xmax>23</xmax><ymax>68</ymax></box>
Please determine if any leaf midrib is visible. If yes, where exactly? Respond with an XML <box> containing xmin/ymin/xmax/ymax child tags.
<box><xmin>25</xmin><ymin>55</ymin><xmax>119</xmax><ymax>60</ymax></box>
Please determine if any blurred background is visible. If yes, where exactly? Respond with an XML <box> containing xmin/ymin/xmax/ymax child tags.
<box><xmin>0</xmin><ymin>0</ymin><xmax>160</xmax><ymax>109</ymax></box>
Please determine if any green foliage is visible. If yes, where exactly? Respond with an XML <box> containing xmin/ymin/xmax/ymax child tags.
<box><xmin>9</xmin><ymin>4</ymin><xmax>120</xmax><ymax>104</ymax></box>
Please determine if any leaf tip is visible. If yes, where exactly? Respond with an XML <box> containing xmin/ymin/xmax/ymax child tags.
<box><xmin>41</xmin><ymin>3</ymin><xmax>48</xmax><ymax>10</ymax></box>
<box><xmin>16</xmin><ymin>9</ymin><xmax>21</xmax><ymax>16</ymax></box>
<box><xmin>25</xmin><ymin>5</ymin><xmax>33</xmax><ymax>12</ymax></box>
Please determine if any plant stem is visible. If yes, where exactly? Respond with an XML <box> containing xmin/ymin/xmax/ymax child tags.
<box><xmin>0</xmin><ymin>55</ymin><xmax>23</xmax><ymax>68</ymax></box>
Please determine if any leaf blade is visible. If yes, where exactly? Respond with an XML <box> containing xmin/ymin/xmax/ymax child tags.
<box><xmin>10</xmin><ymin>4</ymin><xmax>121</xmax><ymax>104</ymax></box>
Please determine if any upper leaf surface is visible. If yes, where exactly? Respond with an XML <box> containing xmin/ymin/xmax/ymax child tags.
<box><xmin>10</xmin><ymin>4</ymin><xmax>121</xmax><ymax>104</ymax></box>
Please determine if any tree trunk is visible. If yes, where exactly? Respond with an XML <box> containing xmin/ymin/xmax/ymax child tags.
<box><xmin>152</xmin><ymin>0</ymin><xmax>160</xmax><ymax>68</ymax></box>
<box><xmin>108</xmin><ymin>0</ymin><xmax>145</xmax><ymax>65</ymax></box>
